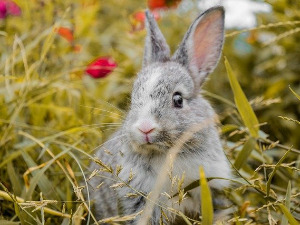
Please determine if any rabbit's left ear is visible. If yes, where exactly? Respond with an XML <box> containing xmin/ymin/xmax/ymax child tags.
<box><xmin>172</xmin><ymin>6</ymin><xmax>225</xmax><ymax>87</ymax></box>
<box><xmin>143</xmin><ymin>10</ymin><xmax>170</xmax><ymax>67</ymax></box>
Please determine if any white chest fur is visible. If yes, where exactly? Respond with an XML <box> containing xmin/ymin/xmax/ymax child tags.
<box><xmin>118</xmin><ymin>148</ymin><xmax>231</xmax><ymax>216</ymax></box>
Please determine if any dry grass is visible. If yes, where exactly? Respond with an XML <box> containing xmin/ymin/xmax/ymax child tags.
<box><xmin>0</xmin><ymin>0</ymin><xmax>299</xmax><ymax>224</ymax></box>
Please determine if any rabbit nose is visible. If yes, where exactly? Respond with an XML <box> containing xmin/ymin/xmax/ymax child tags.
<box><xmin>138</xmin><ymin>127</ymin><xmax>155</xmax><ymax>134</ymax></box>
<box><xmin>137</xmin><ymin>121</ymin><xmax>156</xmax><ymax>134</ymax></box>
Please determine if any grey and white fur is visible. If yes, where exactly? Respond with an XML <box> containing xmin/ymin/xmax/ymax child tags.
<box><xmin>88</xmin><ymin>6</ymin><xmax>232</xmax><ymax>224</ymax></box>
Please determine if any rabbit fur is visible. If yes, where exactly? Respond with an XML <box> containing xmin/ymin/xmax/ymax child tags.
<box><xmin>88</xmin><ymin>6</ymin><xmax>232</xmax><ymax>224</ymax></box>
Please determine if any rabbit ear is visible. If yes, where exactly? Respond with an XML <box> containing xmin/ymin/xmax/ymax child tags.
<box><xmin>172</xmin><ymin>6</ymin><xmax>225</xmax><ymax>87</ymax></box>
<box><xmin>143</xmin><ymin>10</ymin><xmax>170</xmax><ymax>67</ymax></box>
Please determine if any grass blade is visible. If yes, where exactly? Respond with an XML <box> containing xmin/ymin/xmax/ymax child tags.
<box><xmin>278</xmin><ymin>204</ymin><xmax>298</xmax><ymax>225</ymax></box>
<box><xmin>7</xmin><ymin>162</ymin><xmax>22</xmax><ymax>196</ymax></box>
<box><xmin>21</xmin><ymin>151</ymin><xmax>58</xmax><ymax>201</ymax></box>
<box><xmin>289</xmin><ymin>86</ymin><xmax>300</xmax><ymax>101</ymax></box>
<box><xmin>25</xmin><ymin>147</ymin><xmax>71</xmax><ymax>201</ymax></box>
<box><xmin>0</xmin><ymin>220</ymin><xmax>21</xmax><ymax>225</ymax></box>
<box><xmin>234</xmin><ymin>137</ymin><xmax>256</xmax><ymax>170</ymax></box>
<box><xmin>281</xmin><ymin>181</ymin><xmax>291</xmax><ymax>225</ymax></box>
<box><xmin>178</xmin><ymin>211</ymin><xmax>193</xmax><ymax>225</ymax></box>
<box><xmin>199</xmin><ymin>166</ymin><xmax>213</xmax><ymax>225</ymax></box>
<box><xmin>266</xmin><ymin>149</ymin><xmax>291</xmax><ymax>197</ymax></box>
<box><xmin>0</xmin><ymin>190</ymin><xmax>80</xmax><ymax>219</ymax></box>
<box><xmin>224</xmin><ymin>57</ymin><xmax>259</xmax><ymax>137</ymax></box>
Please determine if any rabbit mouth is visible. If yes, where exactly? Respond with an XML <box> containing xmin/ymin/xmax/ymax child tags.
<box><xmin>128</xmin><ymin>131</ymin><xmax>173</xmax><ymax>153</ymax></box>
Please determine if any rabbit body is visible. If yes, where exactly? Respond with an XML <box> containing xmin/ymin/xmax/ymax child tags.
<box><xmin>88</xmin><ymin>6</ymin><xmax>232</xmax><ymax>224</ymax></box>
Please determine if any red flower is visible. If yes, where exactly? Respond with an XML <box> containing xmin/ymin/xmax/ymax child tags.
<box><xmin>148</xmin><ymin>0</ymin><xmax>182</xmax><ymax>10</ymax></box>
<box><xmin>73</xmin><ymin>44</ymin><xmax>81</xmax><ymax>52</ymax></box>
<box><xmin>56</xmin><ymin>27</ymin><xmax>74</xmax><ymax>43</ymax></box>
<box><xmin>130</xmin><ymin>10</ymin><xmax>160</xmax><ymax>32</ymax></box>
<box><xmin>85</xmin><ymin>57</ymin><xmax>117</xmax><ymax>79</ymax></box>
<box><xmin>55</xmin><ymin>27</ymin><xmax>81</xmax><ymax>52</ymax></box>
<box><xmin>0</xmin><ymin>0</ymin><xmax>21</xmax><ymax>19</ymax></box>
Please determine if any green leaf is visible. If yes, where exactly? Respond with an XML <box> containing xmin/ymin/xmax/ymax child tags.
<box><xmin>221</xmin><ymin>124</ymin><xmax>239</xmax><ymax>134</ymax></box>
<box><xmin>199</xmin><ymin>166</ymin><xmax>213</xmax><ymax>225</ymax></box>
<box><xmin>224</xmin><ymin>57</ymin><xmax>259</xmax><ymax>137</ymax></box>
<box><xmin>266</xmin><ymin>149</ymin><xmax>291</xmax><ymax>197</ymax></box>
<box><xmin>7</xmin><ymin>162</ymin><xmax>22</xmax><ymax>196</ymax></box>
<box><xmin>234</xmin><ymin>215</ymin><xmax>242</xmax><ymax>225</ymax></box>
<box><xmin>0</xmin><ymin>150</ymin><xmax>24</xmax><ymax>169</ymax></box>
<box><xmin>14</xmin><ymin>201</ymin><xmax>37</xmax><ymax>225</ymax></box>
<box><xmin>28</xmin><ymin>103</ymin><xmax>48</xmax><ymax>126</ymax></box>
<box><xmin>234</xmin><ymin>137</ymin><xmax>256</xmax><ymax>170</ymax></box>
<box><xmin>21</xmin><ymin>151</ymin><xmax>58</xmax><ymax>201</ymax></box>
<box><xmin>289</xmin><ymin>86</ymin><xmax>300</xmax><ymax>101</ymax></box>
<box><xmin>25</xmin><ymin>147</ymin><xmax>71</xmax><ymax>201</ymax></box>
<box><xmin>281</xmin><ymin>181</ymin><xmax>291</xmax><ymax>225</ymax></box>
<box><xmin>278</xmin><ymin>204</ymin><xmax>298</xmax><ymax>225</ymax></box>
<box><xmin>0</xmin><ymin>220</ymin><xmax>21</xmax><ymax>225</ymax></box>
<box><xmin>171</xmin><ymin>177</ymin><xmax>247</xmax><ymax>200</ymax></box>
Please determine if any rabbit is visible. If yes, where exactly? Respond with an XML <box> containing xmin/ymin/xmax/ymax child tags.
<box><xmin>87</xmin><ymin>6</ymin><xmax>232</xmax><ymax>224</ymax></box>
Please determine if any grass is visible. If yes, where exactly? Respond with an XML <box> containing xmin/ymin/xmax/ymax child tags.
<box><xmin>0</xmin><ymin>0</ymin><xmax>300</xmax><ymax>224</ymax></box>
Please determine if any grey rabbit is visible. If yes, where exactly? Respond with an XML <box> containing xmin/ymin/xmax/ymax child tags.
<box><xmin>88</xmin><ymin>6</ymin><xmax>232</xmax><ymax>224</ymax></box>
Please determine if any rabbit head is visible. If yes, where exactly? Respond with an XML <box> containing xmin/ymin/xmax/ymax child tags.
<box><xmin>123</xmin><ymin>7</ymin><xmax>225</xmax><ymax>154</ymax></box>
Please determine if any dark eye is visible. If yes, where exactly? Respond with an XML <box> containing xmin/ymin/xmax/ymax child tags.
<box><xmin>173</xmin><ymin>92</ymin><xmax>183</xmax><ymax>108</ymax></box>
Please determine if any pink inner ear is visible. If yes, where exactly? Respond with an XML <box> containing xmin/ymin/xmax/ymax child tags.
<box><xmin>191</xmin><ymin>10</ymin><xmax>224</xmax><ymax>74</ymax></box>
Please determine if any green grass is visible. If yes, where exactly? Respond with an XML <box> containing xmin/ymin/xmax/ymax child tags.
<box><xmin>0</xmin><ymin>0</ymin><xmax>300</xmax><ymax>224</ymax></box>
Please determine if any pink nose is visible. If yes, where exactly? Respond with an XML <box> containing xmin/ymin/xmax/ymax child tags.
<box><xmin>138</xmin><ymin>127</ymin><xmax>155</xmax><ymax>134</ymax></box>
<box><xmin>137</xmin><ymin>121</ymin><xmax>155</xmax><ymax>134</ymax></box>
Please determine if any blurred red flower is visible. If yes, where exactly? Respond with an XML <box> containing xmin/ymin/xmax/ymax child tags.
<box><xmin>148</xmin><ymin>0</ymin><xmax>182</xmax><ymax>10</ymax></box>
<box><xmin>130</xmin><ymin>10</ymin><xmax>160</xmax><ymax>32</ymax></box>
<box><xmin>56</xmin><ymin>27</ymin><xmax>74</xmax><ymax>43</ymax></box>
<box><xmin>55</xmin><ymin>27</ymin><xmax>81</xmax><ymax>52</ymax></box>
<box><xmin>85</xmin><ymin>57</ymin><xmax>117</xmax><ymax>79</ymax></box>
<box><xmin>73</xmin><ymin>44</ymin><xmax>81</xmax><ymax>52</ymax></box>
<box><xmin>0</xmin><ymin>0</ymin><xmax>21</xmax><ymax>19</ymax></box>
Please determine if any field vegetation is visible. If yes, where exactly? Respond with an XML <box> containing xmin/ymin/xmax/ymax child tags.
<box><xmin>0</xmin><ymin>0</ymin><xmax>299</xmax><ymax>224</ymax></box>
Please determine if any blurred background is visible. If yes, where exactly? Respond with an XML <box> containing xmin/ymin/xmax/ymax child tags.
<box><xmin>0</xmin><ymin>0</ymin><xmax>299</xmax><ymax>224</ymax></box>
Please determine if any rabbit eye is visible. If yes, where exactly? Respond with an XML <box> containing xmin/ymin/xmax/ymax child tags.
<box><xmin>173</xmin><ymin>92</ymin><xmax>183</xmax><ymax>108</ymax></box>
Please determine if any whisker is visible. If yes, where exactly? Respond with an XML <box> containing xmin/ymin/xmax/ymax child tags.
<box><xmin>165</xmin><ymin>136</ymin><xmax>196</xmax><ymax>153</ymax></box>
<box><xmin>90</xmin><ymin>112</ymin><xmax>124</xmax><ymax>121</ymax></box>
<box><xmin>91</xmin><ymin>134</ymin><xmax>127</xmax><ymax>152</ymax></box>
<box><xmin>81</xmin><ymin>124</ymin><xmax>121</xmax><ymax>128</ymax></box>
<box><xmin>97</xmin><ymin>123</ymin><xmax>122</xmax><ymax>125</ymax></box>
<box><xmin>101</xmin><ymin>128</ymin><xmax>121</xmax><ymax>132</ymax></box>
<box><xmin>93</xmin><ymin>98</ymin><xmax>126</xmax><ymax>115</ymax></box>
<box><xmin>80</xmin><ymin>105</ymin><xmax>125</xmax><ymax>119</ymax></box>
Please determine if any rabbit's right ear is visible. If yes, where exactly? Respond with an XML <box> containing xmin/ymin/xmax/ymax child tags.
<box><xmin>143</xmin><ymin>10</ymin><xmax>170</xmax><ymax>67</ymax></box>
<box><xmin>172</xmin><ymin>7</ymin><xmax>225</xmax><ymax>88</ymax></box>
